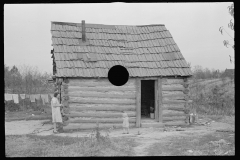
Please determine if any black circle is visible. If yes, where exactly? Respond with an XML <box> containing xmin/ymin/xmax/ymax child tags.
<box><xmin>108</xmin><ymin>65</ymin><xmax>129</xmax><ymax>86</ymax></box>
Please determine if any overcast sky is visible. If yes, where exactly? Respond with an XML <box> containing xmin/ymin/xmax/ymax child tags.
<box><xmin>4</xmin><ymin>3</ymin><xmax>234</xmax><ymax>74</ymax></box>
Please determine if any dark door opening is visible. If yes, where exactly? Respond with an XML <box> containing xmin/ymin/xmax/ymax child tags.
<box><xmin>141</xmin><ymin>80</ymin><xmax>155</xmax><ymax>119</ymax></box>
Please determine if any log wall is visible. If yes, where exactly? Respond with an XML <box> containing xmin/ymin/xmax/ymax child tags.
<box><xmin>63</xmin><ymin>78</ymin><xmax>136</xmax><ymax>131</ymax></box>
<box><xmin>61</xmin><ymin>76</ymin><xmax>190</xmax><ymax>131</ymax></box>
<box><xmin>161</xmin><ymin>78</ymin><xmax>190</xmax><ymax>126</ymax></box>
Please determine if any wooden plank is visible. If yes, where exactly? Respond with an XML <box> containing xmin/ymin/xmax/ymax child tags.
<box><xmin>68</xmin><ymin>92</ymin><xmax>136</xmax><ymax>99</ymax></box>
<box><xmin>68</xmin><ymin>98</ymin><xmax>136</xmax><ymax>104</ymax></box>
<box><xmin>68</xmin><ymin>90</ymin><xmax>136</xmax><ymax>95</ymax></box>
<box><xmin>136</xmin><ymin>78</ymin><xmax>141</xmax><ymax>127</ymax></box>
<box><xmin>162</xmin><ymin>99</ymin><xmax>186</xmax><ymax>104</ymax></box>
<box><xmin>68</xmin><ymin>78</ymin><xmax>135</xmax><ymax>86</ymax></box>
<box><xmin>162</xmin><ymin>78</ymin><xmax>184</xmax><ymax>85</ymax></box>
<box><xmin>70</xmin><ymin>105</ymin><xmax>136</xmax><ymax>111</ymax></box>
<box><xmin>162</xmin><ymin>105</ymin><xmax>186</xmax><ymax>111</ymax></box>
<box><xmin>68</xmin><ymin>80</ymin><xmax>135</xmax><ymax>87</ymax></box>
<box><xmin>158</xmin><ymin>78</ymin><xmax>163</xmax><ymax>122</ymax></box>
<box><xmin>68</xmin><ymin>86</ymin><xmax>135</xmax><ymax>92</ymax></box>
<box><xmin>63</xmin><ymin>123</ymin><xmax>136</xmax><ymax>131</ymax></box>
<box><xmin>162</xmin><ymin>116</ymin><xmax>186</xmax><ymax>122</ymax></box>
<box><xmin>162</xmin><ymin>86</ymin><xmax>185</xmax><ymax>91</ymax></box>
<box><xmin>67</xmin><ymin>117</ymin><xmax>136</xmax><ymax>123</ymax></box>
<box><xmin>162</xmin><ymin>93</ymin><xmax>186</xmax><ymax>99</ymax></box>
<box><xmin>163</xmin><ymin>112</ymin><xmax>187</xmax><ymax>117</ymax></box>
<box><xmin>69</xmin><ymin>103</ymin><xmax>135</xmax><ymax>108</ymax></box>
<box><xmin>162</xmin><ymin>91</ymin><xmax>184</xmax><ymax>95</ymax></box>
<box><xmin>66</xmin><ymin>111</ymin><xmax>136</xmax><ymax>118</ymax></box>
<box><xmin>140</xmin><ymin>77</ymin><xmax>158</xmax><ymax>80</ymax></box>
<box><xmin>162</xmin><ymin>84</ymin><xmax>184</xmax><ymax>88</ymax></box>
<box><xmin>154</xmin><ymin>80</ymin><xmax>159</xmax><ymax>121</ymax></box>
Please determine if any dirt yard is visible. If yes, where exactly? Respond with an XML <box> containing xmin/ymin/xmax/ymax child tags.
<box><xmin>5</xmin><ymin>114</ymin><xmax>235</xmax><ymax>156</ymax></box>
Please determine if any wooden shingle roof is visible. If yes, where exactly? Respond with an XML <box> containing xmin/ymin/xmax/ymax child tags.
<box><xmin>50</xmin><ymin>21</ymin><xmax>192</xmax><ymax>77</ymax></box>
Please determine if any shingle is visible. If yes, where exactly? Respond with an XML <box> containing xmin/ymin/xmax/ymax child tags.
<box><xmin>51</xmin><ymin>23</ymin><xmax>56</xmax><ymax>30</ymax></box>
<box><xmin>175</xmin><ymin>68</ymin><xmax>182</xmax><ymax>75</ymax></box>
<box><xmin>174</xmin><ymin>44</ymin><xmax>180</xmax><ymax>51</ymax></box>
<box><xmin>170</xmin><ymin>52</ymin><xmax>177</xmax><ymax>60</ymax></box>
<box><xmin>143</xmin><ymin>40</ymin><xmax>149</xmax><ymax>48</ymax></box>
<box><xmin>76</xmin><ymin>68</ymin><xmax>81</xmax><ymax>76</ymax></box>
<box><xmin>159</xmin><ymin>32</ymin><xmax>165</xmax><ymax>38</ymax></box>
<box><xmin>162</xmin><ymin>61</ymin><xmax>168</xmax><ymax>68</ymax></box>
<box><xmin>168</xmin><ymin>68</ymin><xmax>174</xmax><ymax>75</ymax></box>
<box><xmin>153</xmin><ymin>47</ymin><xmax>160</xmax><ymax>54</ymax></box>
<box><xmin>163</xmin><ymin>30</ymin><xmax>168</xmax><ymax>37</ymax></box>
<box><xmin>184</xmin><ymin>68</ymin><xmax>191</xmax><ymax>76</ymax></box>
<box><xmin>181</xmin><ymin>68</ymin><xmax>187</xmax><ymax>76</ymax></box>
<box><xmin>155</xmin><ymin>47</ymin><xmax>161</xmax><ymax>53</ymax></box>
<box><xmin>179</xmin><ymin>60</ymin><xmax>185</xmax><ymax>67</ymax></box>
<box><xmin>160</xmin><ymin>25</ymin><xmax>166</xmax><ymax>31</ymax></box>
<box><xmin>178</xmin><ymin>68</ymin><xmax>185</xmax><ymax>76</ymax></box>
<box><xmin>170</xmin><ymin>68</ymin><xmax>177</xmax><ymax>75</ymax></box>
<box><xmin>161</xmin><ymin>53</ymin><xmax>168</xmax><ymax>60</ymax></box>
<box><xmin>72</xmin><ymin>60</ymin><xmax>78</xmax><ymax>67</ymax></box>
<box><xmin>175</xmin><ymin>60</ymin><xmax>181</xmax><ymax>67</ymax></box>
<box><xmin>172</xmin><ymin>60</ymin><xmax>179</xmax><ymax>67</ymax></box>
<box><xmin>167</xmin><ymin>30</ymin><xmax>172</xmax><ymax>37</ymax></box>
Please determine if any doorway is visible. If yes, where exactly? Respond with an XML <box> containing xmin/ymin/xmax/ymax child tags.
<box><xmin>141</xmin><ymin>80</ymin><xmax>155</xmax><ymax>122</ymax></box>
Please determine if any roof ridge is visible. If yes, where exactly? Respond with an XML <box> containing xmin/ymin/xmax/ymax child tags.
<box><xmin>51</xmin><ymin>21</ymin><xmax>165</xmax><ymax>28</ymax></box>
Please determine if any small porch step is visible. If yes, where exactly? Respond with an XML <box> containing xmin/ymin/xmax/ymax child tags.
<box><xmin>140</xmin><ymin>122</ymin><xmax>164</xmax><ymax>128</ymax></box>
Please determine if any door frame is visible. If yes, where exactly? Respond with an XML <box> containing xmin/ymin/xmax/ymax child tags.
<box><xmin>136</xmin><ymin>78</ymin><xmax>162</xmax><ymax>127</ymax></box>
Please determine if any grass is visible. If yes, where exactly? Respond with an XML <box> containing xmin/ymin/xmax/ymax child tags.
<box><xmin>146</xmin><ymin>132</ymin><xmax>235</xmax><ymax>156</ymax></box>
<box><xmin>146</xmin><ymin>114</ymin><xmax>235</xmax><ymax>156</ymax></box>
<box><xmin>5</xmin><ymin>126</ymin><xmax>137</xmax><ymax>157</ymax></box>
<box><xmin>5</xmin><ymin>109</ymin><xmax>52</xmax><ymax>122</ymax></box>
<box><xmin>189</xmin><ymin>78</ymin><xmax>235</xmax><ymax>116</ymax></box>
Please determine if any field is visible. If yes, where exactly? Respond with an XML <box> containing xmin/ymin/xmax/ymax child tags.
<box><xmin>5</xmin><ymin>78</ymin><xmax>235</xmax><ymax>156</ymax></box>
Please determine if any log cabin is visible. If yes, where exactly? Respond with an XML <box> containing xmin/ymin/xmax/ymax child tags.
<box><xmin>50</xmin><ymin>20</ymin><xmax>193</xmax><ymax>131</ymax></box>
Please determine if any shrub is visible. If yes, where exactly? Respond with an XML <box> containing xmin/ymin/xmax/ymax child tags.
<box><xmin>189</xmin><ymin>79</ymin><xmax>234</xmax><ymax>116</ymax></box>
<box><xmin>5</xmin><ymin>101</ymin><xmax>20</xmax><ymax>112</ymax></box>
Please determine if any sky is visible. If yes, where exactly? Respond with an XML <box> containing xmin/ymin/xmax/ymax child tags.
<box><xmin>4</xmin><ymin>3</ymin><xmax>234</xmax><ymax>74</ymax></box>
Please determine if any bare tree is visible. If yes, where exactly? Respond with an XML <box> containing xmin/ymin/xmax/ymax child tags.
<box><xmin>219</xmin><ymin>3</ymin><xmax>234</xmax><ymax>63</ymax></box>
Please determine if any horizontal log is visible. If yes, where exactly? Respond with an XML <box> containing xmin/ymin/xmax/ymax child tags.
<box><xmin>69</xmin><ymin>78</ymin><xmax>135</xmax><ymax>87</ymax></box>
<box><xmin>162</xmin><ymin>78</ymin><xmax>184</xmax><ymax>85</ymax></box>
<box><xmin>162</xmin><ymin>93</ymin><xmax>186</xmax><ymax>99</ymax></box>
<box><xmin>69</xmin><ymin>98</ymin><xmax>136</xmax><ymax>104</ymax></box>
<box><xmin>68</xmin><ymin>86</ymin><xmax>136</xmax><ymax>92</ymax></box>
<box><xmin>162</xmin><ymin>106</ymin><xmax>186</xmax><ymax>111</ymax></box>
<box><xmin>69</xmin><ymin>78</ymin><xmax>135</xmax><ymax>83</ymax></box>
<box><xmin>162</xmin><ymin>110</ymin><xmax>187</xmax><ymax>117</ymax></box>
<box><xmin>67</xmin><ymin>117</ymin><xmax>136</xmax><ymax>123</ymax></box>
<box><xmin>162</xmin><ymin>100</ymin><xmax>186</xmax><ymax>104</ymax></box>
<box><xmin>69</xmin><ymin>103</ymin><xmax>135</xmax><ymax>108</ymax></box>
<box><xmin>68</xmin><ymin>81</ymin><xmax>135</xmax><ymax>87</ymax></box>
<box><xmin>162</xmin><ymin>84</ymin><xmax>184</xmax><ymax>88</ymax></box>
<box><xmin>66</xmin><ymin>111</ymin><xmax>136</xmax><ymax>118</ymax></box>
<box><xmin>162</xmin><ymin>91</ymin><xmax>184</xmax><ymax>95</ymax></box>
<box><xmin>163</xmin><ymin>109</ymin><xmax>185</xmax><ymax>115</ymax></box>
<box><xmin>162</xmin><ymin>116</ymin><xmax>186</xmax><ymax>122</ymax></box>
<box><xmin>162</xmin><ymin>86</ymin><xmax>185</xmax><ymax>91</ymax></box>
<box><xmin>68</xmin><ymin>92</ymin><xmax>136</xmax><ymax>99</ymax></box>
<box><xmin>70</xmin><ymin>105</ymin><xmax>136</xmax><ymax>111</ymax></box>
<box><xmin>162</xmin><ymin>103</ymin><xmax>185</xmax><ymax>108</ymax></box>
<box><xmin>63</xmin><ymin>123</ymin><xmax>136</xmax><ymax>131</ymax></box>
<box><xmin>163</xmin><ymin>121</ymin><xmax>187</xmax><ymax>126</ymax></box>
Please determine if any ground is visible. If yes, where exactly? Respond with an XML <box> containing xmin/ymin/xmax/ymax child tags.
<box><xmin>5</xmin><ymin>112</ymin><xmax>235</xmax><ymax>156</ymax></box>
